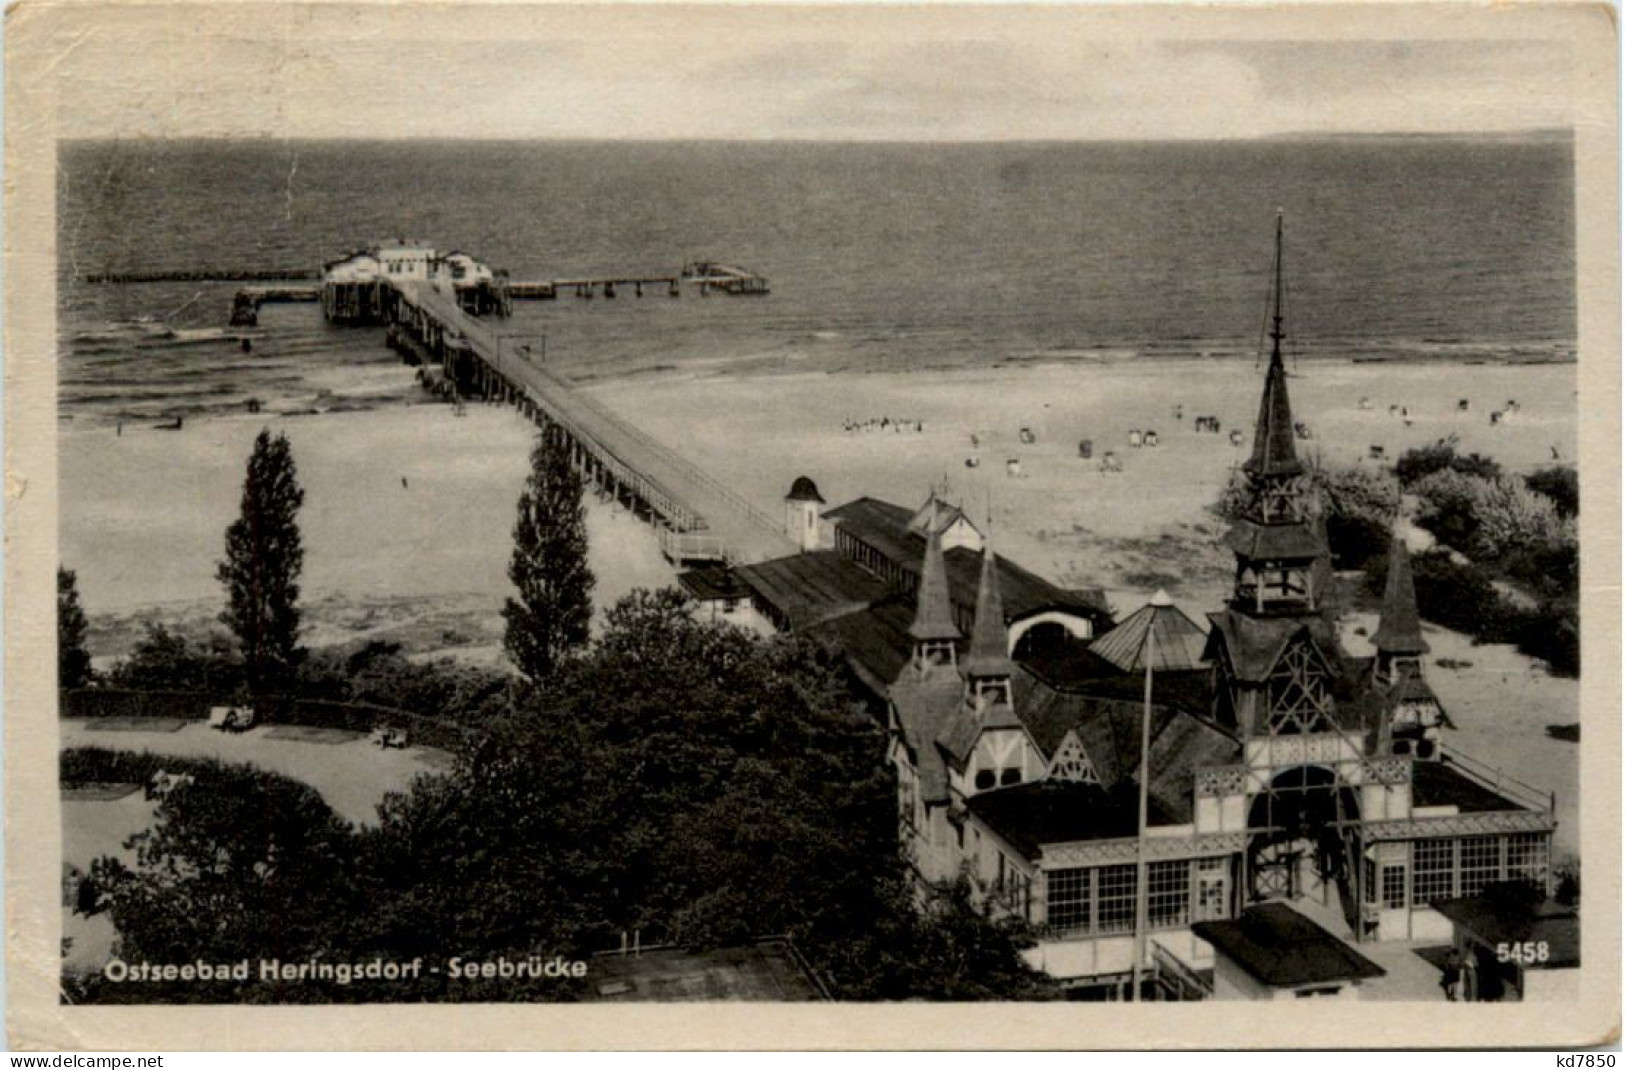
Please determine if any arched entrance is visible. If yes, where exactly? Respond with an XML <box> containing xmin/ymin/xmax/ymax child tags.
<box><xmin>1246</xmin><ymin>766</ymin><xmax>1360</xmax><ymax>919</ymax></box>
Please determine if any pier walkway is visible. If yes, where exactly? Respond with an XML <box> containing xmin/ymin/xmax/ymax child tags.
<box><xmin>390</xmin><ymin>279</ymin><xmax>793</xmax><ymax>566</ymax></box>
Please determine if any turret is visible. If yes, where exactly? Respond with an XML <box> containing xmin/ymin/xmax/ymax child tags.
<box><xmin>1371</xmin><ymin>527</ymin><xmax>1430</xmax><ymax>686</ymax></box>
<box><xmin>907</xmin><ymin>518</ymin><xmax>960</xmax><ymax>675</ymax></box>
<box><xmin>963</xmin><ymin>539</ymin><xmax>1015</xmax><ymax>714</ymax></box>
<box><xmin>783</xmin><ymin>475</ymin><xmax>825</xmax><ymax>553</ymax></box>
<box><xmin>1225</xmin><ymin>213</ymin><xmax>1326</xmax><ymax>616</ymax></box>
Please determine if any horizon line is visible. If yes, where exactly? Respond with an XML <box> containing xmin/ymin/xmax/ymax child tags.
<box><xmin>59</xmin><ymin>129</ymin><xmax>1576</xmax><ymax>146</ymax></box>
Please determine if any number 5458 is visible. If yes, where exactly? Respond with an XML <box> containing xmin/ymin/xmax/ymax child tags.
<box><xmin>1496</xmin><ymin>941</ymin><xmax>1549</xmax><ymax>963</ymax></box>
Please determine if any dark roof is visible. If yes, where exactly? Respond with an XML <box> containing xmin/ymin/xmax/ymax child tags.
<box><xmin>825</xmin><ymin>497</ymin><xmax>1112</xmax><ymax>624</ymax></box>
<box><xmin>731</xmin><ymin>551</ymin><xmax>891</xmax><ymax>630</ymax></box>
<box><xmin>587</xmin><ymin>941</ymin><xmax>829</xmax><ymax>1001</ymax></box>
<box><xmin>937</xmin><ymin>694</ymin><xmax>1025</xmax><ymax>769</ymax></box>
<box><xmin>966</xmin><ymin>780</ymin><xmax>1179</xmax><ymax>856</ymax></box>
<box><xmin>1372</xmin><ymin>535</ymin><xmax>1430</xmax><ymax>656</ymax></box>
<box><xmin>676</xmin><ymin>566</ymin><xmax>751</xmax><ymax>602</ymax></box>
<box><xmin>909</xmin><ymin>524</ymin><xmax>961</xmax><ymax>642</ymax></box>
<box><xmin>1224</xmin><ymin>518</ymin><xmax>1325</xmax><ymax>561</ymax></box>
<box><xmin>1411</xmin><ymin>759</ymin><xmax>1531</xmax><ymax>813</ymax></box>
<box><xmin>1090</xmin><ymin>597</ymin><xmax>1210</xmax><ymax>674</ymax></box>
<box><xmin>1010</xmin><ymin>672</ymin><xmax>1241</xmax><ymax>821</ymax></box>
<box><xmin>785</xmin><ymin>475</ymin><xmax>826</xmax><ymax>503</ymax></box>
<box><xmin>963</xmin><ymin>546</ymin><xmax>1016</xmax><ymax>679</ymax></box>
<box><xmin>803</xmin><ymin>597</ymin><xmax>917</xmax><ymax>702</ymax></box>
<box><xmin>1431</xmin><ymin>895</ymin><xmax>1579</xmax><ymax>968</ymax></box>
<box><xmin>1193</xmin><ymin>903</ymin><xmax>1385</xmax><ymax>987</ymax></box>
<box><xmin>1203</xmin><ymin>610</ymin><xmax>1344</xmax><ymax>683</ymax></box>
<box><xmin>888</xmin><ymin>664</ymin><xmax>966</xmax><ymax>802</ymax></box>
<box><xmin>1244</xmin><ymin>352</ymin><xmax>1305</xmax><ymax>479</ymax></box>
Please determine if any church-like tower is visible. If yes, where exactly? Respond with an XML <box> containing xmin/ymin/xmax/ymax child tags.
<box><xmin>1225</xmin><ymin>214</ymin><xmax>1325</xmax><ymax>618</ymax></box>
<box><xmin>907</xmin><ymin>519</ymin><xmax>960</xmax><ymax>676</ymax></box>
<box><xmin>962</xmin><ymin>539</ymin><xmax>1015</xmax><ymax>715</ymax></box>
<box><xmin>1205</xmin><ymin>215</ymin><xmax>1344</xmax><ymax>738</ymax></box>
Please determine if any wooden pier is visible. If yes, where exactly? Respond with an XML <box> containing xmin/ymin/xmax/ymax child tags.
<box><xmin>386</xmin><ymin>278</ymin><xmax>793</xmax><ymax>566</ymax></box>
<box><xmin>230</xmin><ymin>285</ymin><xmax>322</xmax><ymax>326</ymax></box>
<box><xmin>507</xmin><ymin>262</ymin><xmax>769</xmax><ymax>301</ymax></box>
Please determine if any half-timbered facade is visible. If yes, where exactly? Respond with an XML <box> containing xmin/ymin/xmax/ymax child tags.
<box><xmin>885</xmin><ymin>219</ymin><xmax>1558</xmax><ymax>998</ymax></box>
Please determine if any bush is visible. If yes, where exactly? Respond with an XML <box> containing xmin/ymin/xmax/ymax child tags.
<box><xmin>1394</xmin><ymin>436</ymin><xmax>1502</xmax><ymax>487</ymax></box>
<box><xmin>1524</xmin><ymin>465</ymin><xmax>1579</xmax><ymax>518</ymax></box>
<box><xmin>105</xmin><ymin>624</ymin><xmax>244</xmax><ymax>695</ymax></box>
<box><xmin>1412</xmin><ymin>470</ymin><xmax>1575</xmax><ymax>566</ymax></box>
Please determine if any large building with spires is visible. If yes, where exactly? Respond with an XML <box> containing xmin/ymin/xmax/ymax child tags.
<box><xmin>883</xmin><ymin>223</ymin><xmax>1559</xmax><ymax>999</ymax></box>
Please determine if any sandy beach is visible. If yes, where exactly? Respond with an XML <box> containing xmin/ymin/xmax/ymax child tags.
<box><xmin>60</xmin><ymin>357</ymin><xmax>1579</xmax><ymax>859</ymax></box>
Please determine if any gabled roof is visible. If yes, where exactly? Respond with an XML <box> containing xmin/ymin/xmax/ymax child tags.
<box><xmin>908</xmin><ymin>523</ymin><xmax>960</xmax><ymax>643</ymax></box>
<box><xmin>1431</xmin><ymin>895</ymin><xmax>1578</xmax><ymax>969</ymax></box>
<box><xmin>937</xmin><ymin>695</ymin><xmax>1026</xmax><ymax>770</ymax></box>
<box><xmin>824</xmin><ymin>497</ymin><xmax>1112</xmax><ymax>623</ymax></box>
<box><xmin>889</xmin><ymin>668</ymin><xmax>966</xmax><ymax>803</ymax></box>
<box><xmin>803</xmin><ymin>596</ymin><xmax>917</xmax><ymax>701</ymax></box>
<box><xmin>729</xmin><ymin>551</ymin><xmax>891</xmax><ymax>630</ymax></box>
<box><xmin>1372</xmin><ymin>534</ymin><xmax>1430</xmax><ymax>656</ymax></box>
<box><xmin>1202</xmin><ymin>610</ymin><xmax>1343</xmax><ymax>683</ymax></box>
<box><xmin>1244</xmin><ymin>350</ymin><xmax>1305</xmax><ymax>480</ymax></box>
<box><xmin>1194</xmin><ymin>903</ymin><xmax>1384</xmax><ymax>987</ymax></box>
<box><xmin>1089</xmin><ymin>594</ymin><xmax>1210</xmax><ymax>674</ymax></box>
<box><xmin>907</xmin><ymin>494</ymin><xmax>975</xmax><ymax>539</ymax></box>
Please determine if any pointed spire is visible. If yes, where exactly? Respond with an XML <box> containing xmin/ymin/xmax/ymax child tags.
<box><xmin>1372</xmin><ymin>527</ymin><xmax>1429</xmax><ymax>656</ymax></box>
<box><xmin>1245</xmin><ymin>213</ymin><xmax>1304</xmax><ymax>480</ymax></box>
<box><xmin>908</xmin><ymin>515</ymin><xmax>960</xmax><ymax>644</ymax></box>
<box><xmin>963</xmin><ymin>541</ymin><xmax>1014</xmax><ymax>679</ymax></box>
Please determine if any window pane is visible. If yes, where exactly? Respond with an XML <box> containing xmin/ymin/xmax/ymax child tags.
<box><xmin>1096</xmin><ymin>864</ymin><xmax>1137</xmax><ymax>934</ymax></box>
<box><xmin>1046</xmin><ymin>868</ymin><xmax>1091</xmax><ymax>935</ymax></box>
<box><xmin>1195</xmin><ymin>856</ymin><xmax>1230</xmax><ymax>921</ymax></box>
<box><xmin>1413</xmin><ymin>838</ymin><xmax>1455</xmax><ymax>904</ymax></box>
<box><xmin>1459</xmin><ymin>836</ymin><xmax>1501</xmax><ymax>897</ymax></box>
<box><xmin>1382</xmin><ymin>865</ymin><xmax>1407</xmax><ymax>909</ymax></box>
<box><xmin>1506</xmin><ymin>833</ymin><xmax>1549</xmax><ymax>890</ymax></box>
<box><xmin>1148</xmin><ymin>859</ymin><xmax>1191</xmax><ymax>929</ymax></box>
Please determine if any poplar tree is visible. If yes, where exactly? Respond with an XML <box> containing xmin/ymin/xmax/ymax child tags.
<box><xmin>503</xmin><ymin>431</ymin><xmax>593</xmax><ymax>683</ymax></box>
<box><xmin>57</xmin><ymin>566</ymin><xmax>93</xmax><ymax>689</ymax></box>
<box><xmin>218</xmin><ymin>429</ymin><xmax>305</xmax><ymax>695</ymax></box>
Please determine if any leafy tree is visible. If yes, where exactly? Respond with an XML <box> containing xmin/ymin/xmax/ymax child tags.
<box><xmin>502</xmin><ymin>431</ymin><xmax>593</xmax><ymax>682</ymax></box>
<box><xmin>217</xmin><ymin>429</ymin><xmax>306</xmax><ymax>695</ymax></box>
<box><xmin>105</xmin><ymin>624</ymin><xmax>244</xmax><ymax>694</ymax></box>
<box><xmin>87</xmin><ymin>760</ymin><xmax>361</xmax><ymax>1002</ymax></box>
<box><xmin>57</xmin><ymin>566</ymin><xmax>93</xmax><ymax>688</ymax></box>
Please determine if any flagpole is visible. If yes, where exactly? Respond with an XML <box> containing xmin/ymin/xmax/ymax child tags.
<box><xmin>1131</xmin><ymin>622</ymin><xmax>1156</xmax><ymax>1001</ymax></box>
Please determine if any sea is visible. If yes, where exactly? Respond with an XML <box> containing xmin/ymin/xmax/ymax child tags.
<box><xmin>57</xmin><ymin>137</ymin><xmax>1576</xmax><ymax>426</ymax></box>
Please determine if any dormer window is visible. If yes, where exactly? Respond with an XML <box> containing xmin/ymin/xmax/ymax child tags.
<box><xmin>974</xmin><ymin>769</ymin><xmax>996</xmax><ymax>791</ymax></box>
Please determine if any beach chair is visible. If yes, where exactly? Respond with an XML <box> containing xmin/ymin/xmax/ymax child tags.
<box><xmin>1018</xmin><ymin>427</ymin><xmax>1036</xmax><ymax>445</ymax></box>
<box><xmin>1143</xmin><ymin>430</ymin><xmax>1159</xmax><ymax>447</ymax></box>
<box><xmin>1369</xmin><ymin>444</ymin><xmax>1386</xmax><ymax>460</ymax></box>
<box><xmin>1099</xmin><ymin>451</ymin><xmax>1122</xmax><ymax>473</ymax></box>
<box><xmin>1128</xmin><ymin>429</ymin><xmax>1142</xmax><ymax>448</ymax></box>
<box><xmin>964</xmin><ymin>456</ymin><xmax>980</xmax><ymax>468</ymax></box>
<box><xmin>1228</xmin><ymin>429</ymin><xmax>1244</xmax><ymax>447</ymax></box>
<box><xmin>1078</xmin><ymin>439</ymin><xmax>1092</xmax><ymax>459</ymax></box>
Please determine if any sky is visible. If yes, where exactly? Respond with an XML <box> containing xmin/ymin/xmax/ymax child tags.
<box><xmin>27</xmin><ymin>3</ymin><xmax>1585</xmax><ymax>141</ymax></box>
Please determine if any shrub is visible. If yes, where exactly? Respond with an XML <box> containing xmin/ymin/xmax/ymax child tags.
<box><xmin>1524</xmin><ymin>465</ymin><xmax>1579</xmax><ymax>518</ymax></box>
<box><xmin>1394</xmin><ymin>435</ymin><xmax>1502</xmax><ymax>487</ymax></box>
<box><xmin>1412</xmin><ymin>470</ymin><xmax>1574</xmax><ymax>566</ymax></box>
<box><xmin>106</xmin><ymin>624</ymin><xmax>243</xmax><ymax>695</ymax></box>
